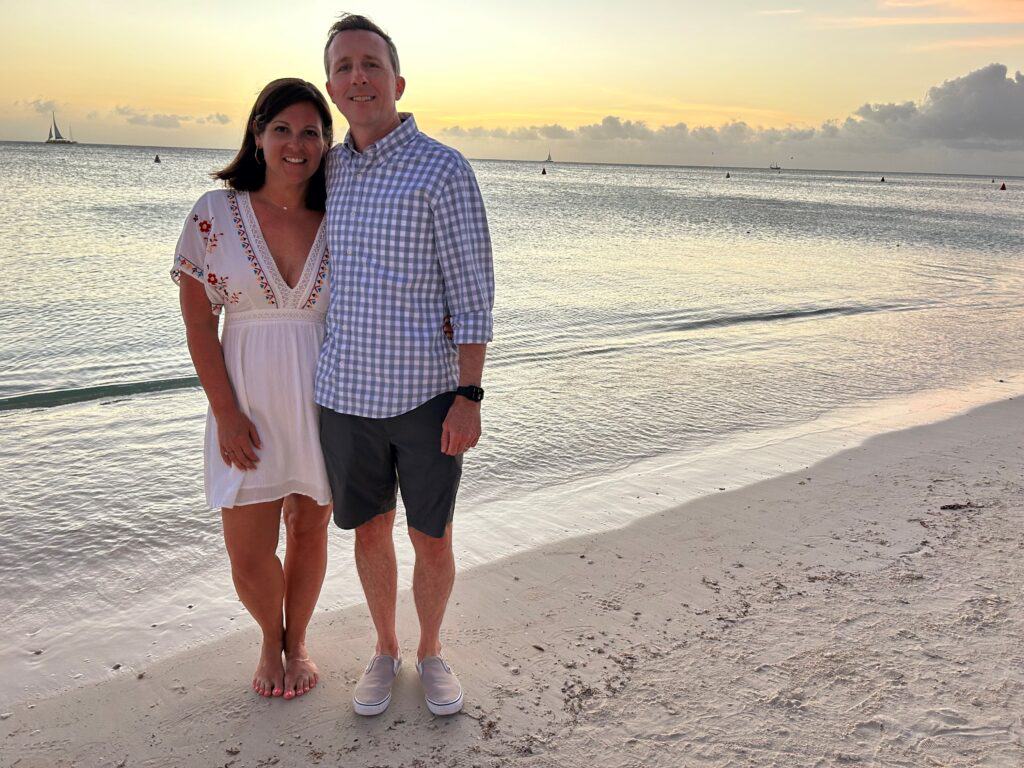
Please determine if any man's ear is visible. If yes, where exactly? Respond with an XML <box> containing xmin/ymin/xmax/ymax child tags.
<box><xmin>395</xmin><ymin>76</ymin><xmax>406</xmax><ymax>102</ymax></box>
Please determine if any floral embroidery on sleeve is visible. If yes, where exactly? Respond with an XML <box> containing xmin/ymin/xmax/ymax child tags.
<box><xmin>206</xmin><ymin>271</ymin><xmax>241</xmax><ymax>305</ymax></box>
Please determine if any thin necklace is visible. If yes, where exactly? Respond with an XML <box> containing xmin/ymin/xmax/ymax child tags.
<box><xmin>255</xmin><ymin>191</ymin><xmax>302</xmax><ymax>212</ymax></box>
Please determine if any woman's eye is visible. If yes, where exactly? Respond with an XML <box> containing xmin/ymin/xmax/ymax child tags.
<box><xmin>274</xmin><ymin>126</ymin><xmax>287</xmax><ymax>133</ymax></box>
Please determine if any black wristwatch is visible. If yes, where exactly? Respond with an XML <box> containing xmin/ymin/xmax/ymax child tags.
<box><xmin>455</xmin><ymin>385</ymin><xmax>484</xmax><ymax>403</ymax></box>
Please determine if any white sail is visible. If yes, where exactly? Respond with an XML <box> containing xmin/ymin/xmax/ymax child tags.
<box><xmin>52</xmin><ymin>114</ymin><xmax>65</xmax><ymax>141</ymax></box>
<box><xmin>47</xmin><ymin>125</ymin><xmax>53</xmax><ymax>141</ymax></box>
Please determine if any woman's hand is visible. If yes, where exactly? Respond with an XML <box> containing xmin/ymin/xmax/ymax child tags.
<box><xmin>216</xmin><ymin>409</ymin><xmax>262</xmax><ymax>470</ymax></box>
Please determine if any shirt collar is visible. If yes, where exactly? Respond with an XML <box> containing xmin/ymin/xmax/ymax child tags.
<box><xmin>341</xmin><ymin>113</ymin><xmax>418</xmax><ymax>163</ymax></box>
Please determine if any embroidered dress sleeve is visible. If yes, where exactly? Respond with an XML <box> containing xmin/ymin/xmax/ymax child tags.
<box><xmin>170</xmin><ymin>195</ymin><xmax>224</xmax><ymax>314</ymax></box>
<box><xmin>432</xmin><ymin>159</ymin><xmax>495</xmax><ymax>344</ymax></box>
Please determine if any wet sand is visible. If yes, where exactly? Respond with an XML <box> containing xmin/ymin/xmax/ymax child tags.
<box><xmin>3</xmin><ymin>396</ymin><xmax>1023</xmax><ymax>767</ymax></box>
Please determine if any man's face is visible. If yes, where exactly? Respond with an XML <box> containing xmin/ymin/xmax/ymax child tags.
<box><xmin>325</xmin><ymin>30</ymin><xmax>405</xmax><ymax>141</ymax></box>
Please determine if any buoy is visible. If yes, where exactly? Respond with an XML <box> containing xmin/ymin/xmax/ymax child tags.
<box><xmin>154</xmin><ymin>155</ymin><xmax>161</xmax><ymax>163</ymax></box>
<box><xmin>880</xmin><ymin>176</ymin><xmax>885</xmax><ymax>183</ymax></box>
<box><xmin>726</xmin><ymin>172</ymin><xmax>730</xmax><ymax>179</ymax></box>
<box><xmin>541</xmin><ymin>167</ymin><xmax>547</xmax><ymax>175</ymax></box>
<box><xmin>1000</xmin><ymin>182</ymin><xmax>1007</xmax><ymax>190</ymax></box>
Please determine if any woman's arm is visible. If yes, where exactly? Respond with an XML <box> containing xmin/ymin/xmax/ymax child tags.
<box><xmin>179</xmin><ymin>278</ymin><xmax>261</xmax><ymax>470</ymax></box>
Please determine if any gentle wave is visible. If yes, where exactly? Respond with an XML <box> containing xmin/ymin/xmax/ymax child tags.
<box><xmin>0</xmin><ymin>303</ymin><xmax>924</xmax><ymax>409</ymax></box>
<box><xmin>492</xmin><ymin>302</ymin><xmax>925</xmax><ymax>367</ymax></box>
<box><xmin>0</xmin><ymin>376</ymin><xmax>200</xmax><ymax>411</ymax></box>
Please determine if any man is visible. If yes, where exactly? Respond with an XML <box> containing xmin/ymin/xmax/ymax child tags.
<box><xmin>316</xmin><ymin>14</ymin><xmax>494</xmax><ymax>717</ymax></box>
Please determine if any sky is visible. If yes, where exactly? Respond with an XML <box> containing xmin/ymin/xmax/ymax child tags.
<box><xmin>2</xmin><ymin>0</ymin><xmax>1023</xmax><ymax>173</ymax></box>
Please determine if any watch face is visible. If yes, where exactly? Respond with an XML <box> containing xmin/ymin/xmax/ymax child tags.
<box><xmin>459</xmin><ymin>386</ymin><xmax>484</xmax><ymax>401</ymax></box>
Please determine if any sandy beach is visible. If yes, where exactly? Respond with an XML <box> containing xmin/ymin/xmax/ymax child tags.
<box><xmin>3</xmin><ymin>395</ymin><xmax>1023</xmax><ymax>767</ymax></box>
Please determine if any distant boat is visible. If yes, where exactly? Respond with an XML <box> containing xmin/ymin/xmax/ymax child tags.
<box><xmin>154</xmin><ymin>155</ymin><xmax>161</xmax><ymax>164</ymax></box>
<box><xmin>769</xmin><ymin>163</ymin><xmax>781</xmax><ymax>171</ymax></box>
<box><xmin>544</xmin><ymin>151</ymin><xmax>553</xmax><ymax>163</ymax></box>
<box><xmin>45</xmin><ymin>113</ymin><xmax>76</xmax><ymax>145</ymax></box>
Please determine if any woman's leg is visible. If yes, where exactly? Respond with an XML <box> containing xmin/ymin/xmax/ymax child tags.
<box><xmin>281</xmin><ymin>494</ymin><xmax>332</xmax><ymax>699</ymax></box>
<box><xmin>222</xmin><ymin>500</ymin><xmax>286</xmax><ymax>697</ymax></box>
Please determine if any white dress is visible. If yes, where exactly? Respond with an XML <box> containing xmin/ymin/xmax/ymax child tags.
<box><xmin>171</xmin><ymin>189</ymin><xmax>331</xmax><ymax>508</ymax></box>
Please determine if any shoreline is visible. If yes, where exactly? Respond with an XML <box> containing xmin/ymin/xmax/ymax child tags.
<box><xmin>3</xmin><ymin>393</ymin><xmax>1023</xmax><ymax>765</ymax></box>
<box><xmin>3</xmin><ymin>375</ymin><xmax>1022</xmax><ymax>711</ymax></box>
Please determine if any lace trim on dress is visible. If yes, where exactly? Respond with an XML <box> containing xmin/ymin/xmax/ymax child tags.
<box><xmin>222</xmin><ymin>308</ymin><xmax>326</xmax><ymax>326</ymax></box>
<box><xmin>238</xmin><ymin>191</ymin><xmax>327</xmax><ymax>309</ymax></box>
<box><xmin>303</xmin><ymin>248</ymin><xmax>330</xmax><ymax>309</ymax></box>
<box><xmin>228</xmin><ymin>190</ymin><xmax>278</xmax><ymax>307</ymax></box>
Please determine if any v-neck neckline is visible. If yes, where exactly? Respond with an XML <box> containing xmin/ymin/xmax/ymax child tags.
<box><xmin>239</xmin><ymin>191</ymin><xmax>325</xmax><ymax>305</ymax></box>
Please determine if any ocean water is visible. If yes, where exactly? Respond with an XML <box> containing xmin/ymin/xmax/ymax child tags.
<box><xmin>1</xmin><ymin>141</ymin><xmax>1022</xmax><ymax>705</ymax></box>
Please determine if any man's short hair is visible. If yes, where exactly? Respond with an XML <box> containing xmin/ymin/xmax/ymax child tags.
<box><xmin>324</xmin><ymin>13</ymin><xmax>401</xmax><ymax>76</ymax></box>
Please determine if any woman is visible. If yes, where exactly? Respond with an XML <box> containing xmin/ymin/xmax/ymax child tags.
<box><xmin>173</xmin><ymin>79</ymin><xmax>333</xmax><ymax>700</ymax></box>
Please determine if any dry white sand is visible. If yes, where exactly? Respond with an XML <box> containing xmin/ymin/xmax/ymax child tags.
<box><xmin>3</xmin><ymin>396</ymin><xmax>1023</xmax><ymax>767</ymax></box>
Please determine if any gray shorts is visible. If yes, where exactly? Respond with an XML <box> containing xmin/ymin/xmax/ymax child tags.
<box><xmin>319</xmin><ymin>392</ymin><xmax>462</xmax><ymax>538</ymax></box>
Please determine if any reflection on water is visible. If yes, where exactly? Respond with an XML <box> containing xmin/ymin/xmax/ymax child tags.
<box><xmin>1</xmin><ymin>141</ymin><xmax>1023</xmax><ymax>704</ymax></box>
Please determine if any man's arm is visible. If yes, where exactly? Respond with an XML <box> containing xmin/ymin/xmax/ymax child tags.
<box><xmin>441</xmin><ymin>343</ymin><xmax>486</xmax><ymax>456</ymax></box>
<box><xmin>432</xmin><ymin>157</ymin><xmax>495</xmax><ymax>456</ymax></box>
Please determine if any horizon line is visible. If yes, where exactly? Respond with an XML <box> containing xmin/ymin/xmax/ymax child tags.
<box><xmin>0</xmin><ymin>139</ymin><xmax>1020</xmax><ymax>181</ymax></box>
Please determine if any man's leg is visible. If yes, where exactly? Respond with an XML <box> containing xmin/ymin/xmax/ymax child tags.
<box><xmin>354</xmin><ymin>508</ymin><xmax>401</xmax><ymax>657</ymax></box>
<box><xmin>409</xmin><ymin>522</ymin><xmax>456</xmax><ymax>661</ymax></box>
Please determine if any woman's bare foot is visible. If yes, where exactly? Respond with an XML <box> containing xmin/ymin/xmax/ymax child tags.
<box><xmin>252</xmin><ymin>639</ymin><xmax>285</xmax><ymax>698</ymax></box>
<box><xmin>283</xmin><ymin>644</ymin><xmax>319</xmax><ymax>700</ymax></box>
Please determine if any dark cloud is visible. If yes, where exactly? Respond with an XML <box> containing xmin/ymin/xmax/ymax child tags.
<box><xmin>441</xmin><ymin>63</ymin><xmax>1024</xmax><ymax>159</ymax></box>
<box><xmin>114</xmin><ymin>106</ymin><xmax>230</xmax><ymax>129</ymax></box>
<box><xmin>197</xmin><ymin>113</ymin><xmax>231</xmax><ymax>125</ymax></box>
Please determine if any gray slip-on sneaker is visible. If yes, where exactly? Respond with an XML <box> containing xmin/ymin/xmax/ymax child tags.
<box><xmin>416</xmin><ymin>656</ymin><xmax>464</xmax><ymax>716</ymax></box>
<box><xmin>353</xmin><ymin>654</ymin><xmax>401</xmax><ymax>716</ymax></box>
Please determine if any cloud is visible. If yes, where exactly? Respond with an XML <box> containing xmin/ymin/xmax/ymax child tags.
<box><xmin>756</xmin><ymin>9</ymin><xmax>803</xmax><ymax>15</ymax></box>
<box><xmin>441</xmin><ymin>63</ymin><xmax>1024</xmax><ymax>163</ymax></box>
<box><xmin>114</xmin><ymin>106</ymin><xmax>230</xmax><ymax>129</ymax></box>
<box><xmin>15</xmin><ymin>98</ymin><xmax>57</xmax><ymax>115</ymax></box>
<box><xmin>196</xmin><ymin>113</ymin><xmax>231</xmax><ymax>125</ymax></box>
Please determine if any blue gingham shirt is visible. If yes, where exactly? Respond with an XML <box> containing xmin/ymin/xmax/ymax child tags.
<box><xmin>315</xmin><ymin>114</ymin><xmax>494</xmax><ymax>418</ymax></box>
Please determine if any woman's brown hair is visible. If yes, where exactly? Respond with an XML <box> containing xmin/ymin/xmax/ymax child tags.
<box><xmin>214</xmin><ymin>78</ymin><xmax>334</xmax><ymax>211</ymax></box>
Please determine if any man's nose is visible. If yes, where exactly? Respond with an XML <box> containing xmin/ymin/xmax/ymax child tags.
<box><xmin>349</xmin><ymin>65</ymin><xmax>369</xmax><ymax>84</ymax></box>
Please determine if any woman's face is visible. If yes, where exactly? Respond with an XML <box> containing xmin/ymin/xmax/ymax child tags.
<box><xmin>255</xmin><ymin>101</ymin><xmax>327</xmax><ymax>184</ymax></box>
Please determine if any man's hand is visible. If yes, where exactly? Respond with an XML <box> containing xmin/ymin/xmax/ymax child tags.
<box><xmin>441</xmin><ymin>397</ymin><xmax>481</xmax><ymax>456</ymax></box>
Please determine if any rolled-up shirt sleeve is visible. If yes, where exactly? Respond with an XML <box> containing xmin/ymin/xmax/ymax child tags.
<box><xmin>432</xmin><ymin>160</ymin><xmax>495</xmax><ymax>345</ymax></box>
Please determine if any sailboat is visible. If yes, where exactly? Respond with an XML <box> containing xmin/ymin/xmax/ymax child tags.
<box><xmin>544</xmin><ymin>151</ymin><xmax>553</xmax><ymax>163</ymax></box>
<box><xmin>45</xmin><ymin>113</ymin><xmax>77</xmax><ymax>145</ymax></box>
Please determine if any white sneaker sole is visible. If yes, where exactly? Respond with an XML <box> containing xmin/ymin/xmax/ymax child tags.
<box><xmin>425</xmin><ymin>690</ymin><xmax>464</xmax><ymax>716</ymax></box>
<box><xmin>353</xmin><ymin>693</ymin><xmax>392</xmax><ymax>717</ymax></box>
